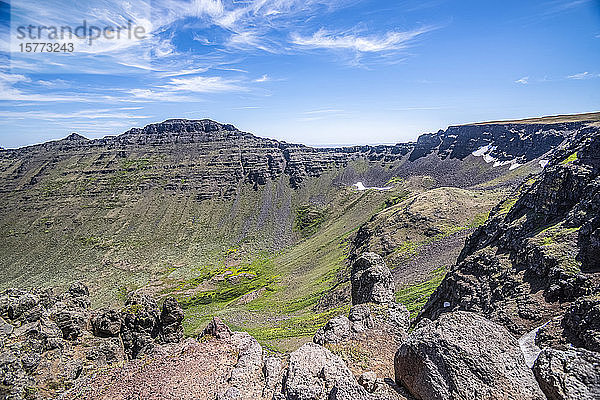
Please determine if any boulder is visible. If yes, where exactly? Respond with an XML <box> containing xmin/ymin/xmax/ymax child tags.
<box><xmin>90</xmin><ymin>308</ymin><xmax>122</xmax><ymax>337</ymax></box>
<box><xmin>226</xmin><ymin>332</ymin><xmax>264</xmax><ymax>397</ymax></box>
<box><xmin>357</xmin><ymin>371</ymin><xmax>379</xmax><ymax>393</ymax></box>
<box><xmin>394</xmin><ymin>311</ymin><xmax>545</xmax><ymax>400</ymax></box>
<box><xmin>387</xmin><ymin>302</ymin><xmax>410</xmax><ymax>333</ymax></box>
<box><xmin>62</xmin><ymin>281</ymin><xmax>91</xmax><ymax>309</ymax></box>
<box><xmin>159</xmin><ymin>297</ymin><xmax>184</xmax><ymax>343</ymax></box>
<box><xmin>313</xmin><ymin>315</ymin><xmax>351</xmax><ymax>345</ymax></box>
<box><xmin>533</xmin><ymin>347</ymin><xmax>600</xmax><ymax>400</ymax></box>
<box><xmin>120</xmin><ymin>293</ymin><xmax>161</xmax><ymax>359</ymax></box>
<box><xmin>348</xmin><ymin>304</ymin><xmax>374</xmax><ymax>333</ymax></box>
<box><xmin>201</xmin><ymin>317</ymin><xmax>232</xmax><ymax>340</ymax></box>
<box><xmin>351</xmin><ymin>253</ymin><xmax>395</xmax><ymax>305</ymax></box>
<box><xmin>563</xmin><ymin>295</ymin><xmax>600</xmax><ymax>352</ymax></box>
<box><xmin>283</xmin><ymin>343</ymin><xmax>372</xmax><ymax>400</ymax></box>
<box><xmin>263</xmin><ymin>356</ymin><xmax>283</xmax><ymax>397</ymax></box>
<box><xmin>50</xmin><ymin>301</ymin><xmax>89</xmax><ymax>340</ymax></box>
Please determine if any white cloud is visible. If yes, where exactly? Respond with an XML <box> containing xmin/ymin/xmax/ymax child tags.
<box><xmin>161</xmin><ymin>75</ymin><xmax>244</xmax><ymax>93</ymax></box>
<box><xmin>567</xmin><ymin>71</ymin><xmax>599</xmax><ymax>80</ymax></box>
<box><xmin>302</xmin><ymin>109</ymin><xmax>344</xmax><ymax>115</ymax></box>
<box><xmin>254</xmin><ymin>74</ymin><xmax>270</xmax><ymax>82</ymax></box>
<box><xmin>291</xmin><ymin>27</ymin><xmax>433</xmax><ymax>52</ymax></box>
<box><xmin>0</xmin><ymin>71</ymin><xmax>30</xmax><ymax>84</ymax></box>
<box><xmin>515</xmin><ymin>76</ymin><xmax>529</xmax><ymax>84</ymax></box>
<box><xmin>0</xmin><ymin>109</ymin><xmax>149</xmax><ymax>120</ymax></box>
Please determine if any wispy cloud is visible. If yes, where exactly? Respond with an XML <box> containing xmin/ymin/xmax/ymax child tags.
<box><xmin>160</xmin><ymin>75</ymin><xmax>244</xmax><ymax>93</ymax></box>
<box><xmin>0</xmin><ymin>109</ymin><xmax>149</xmax><ymax>121</ymax></box>
<box><xmin>291</xmin><ymin>27</ymin><xmax>434</xmax><ymax>52</ymax></box>
<box><xmin>567</xmin><ymin>71</ymin><xmax>599</xmax><ymax>80</ymax></box>
<box><xmin>254</xmin><ymin>74</ymin><xmax>270</xmax><ymax>82</ymax></box>
<box><xmin>515</xmin><ymin>76</ymin><xmax>529</xmax><ymax>84</ymax></box>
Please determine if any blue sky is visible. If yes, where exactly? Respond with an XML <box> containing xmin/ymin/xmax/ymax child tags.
<box><xmin>0</xmin><ymin>0</ymin><xmax>599</xmax><ymax>148</ymax></box>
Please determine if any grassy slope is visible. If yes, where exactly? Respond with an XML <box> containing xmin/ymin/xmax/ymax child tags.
<box><xmin>0</xmin><ymin>146</ymin><xmax>520</xmax><ymax>352</ymax></box>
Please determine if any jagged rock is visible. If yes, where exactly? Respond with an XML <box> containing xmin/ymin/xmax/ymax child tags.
<box><xmin>357</xmin><ymin>371</ymin><xmax>379</xmax><ymax>393</ymax></box>
<box><xmin>220</xmin><ymin>332</ymin><xmax>264</xmax><ymax>399</ymax></box>
<box><xmin>394</xmin><ymin>311</ymin><xmax>545</xmax><ymax>400</ymax></box>
<box><xmin>283</xmin><ymin>343</ymin><xmax>371</xmax><ymax>400</ymax></box>
<box><xmin>313</xmin><ymin>315</ymin><xmax>351</xmax><ymax>345</ymax></box>
<box><xmin>24</xmin><ymin>316</ymin><xmax>62</xmax><ymax>352</ymax></box>
<box><xmin>90</xmin><ymin>308</ymin><xmax>122</xmax><ymax>337</ymax></box>
<box><xmin>83</xmin><ymin>336</ymin><xmax>125</xmax><ymax>366</ymax></box>
<box><xmin>533</xmin><ymin>347</ymin><xmax>600</xmax><ymax>400</ymax></box>
<box><xmin>263</xmin><ymin>356</ymin><xmax>283</xmax><ymax>397</ymax></box>
<box><xmin>417</xmin><ymin>129</ymin><xmax>600</xmax><ymax>343</ymax></box>
<box><xmin>387</xmin><ymin>302</ymin><xmax>410</xmax><ymax>332</ymax></box>
<box><xmin>159</xmin><ymin>297</ymin><xmax>184</xmax><ymax>343</ymax></box>
<box><xmin>563</xmin><ymin>295</ymin><xmax>600</xmax><ymax>352</ymax></box>
<box><xmin>351</xmin><ymin>253</ymin><xmax>395</xmax><ymax>305</ymax></box>
<box><xmin>61</xmin><ymin>281</ymin><xmax>91</xmax><ymax>309</ymax></box>
<box><xmin>120</xmin><ymin>292</ymin><xmax>161</xmax><ymax>359</ymax></box>
<box><xmin>0</xmin><ymin>317</ymin><xmax>14</xmax><ymax>336</ymax></box>
<box><xmin>348</xmin><ymin>304</ymin><xmax>374</xmax><ymax>333</ymax></box>
<box><xmin>50</xmin><ymin>301</ymin><xmax>89</xmax><ymax>340</ymax></box>
<box><xmin>201</xmin><ymin>317</ymin><xmax>232</xmax><ymax>339</ymax></box>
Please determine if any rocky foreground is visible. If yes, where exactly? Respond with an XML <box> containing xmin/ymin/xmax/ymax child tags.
<box><xmin>2</xmin><ymin>250</ymin><xmax>599</xmax><ymax>399</ymax></box>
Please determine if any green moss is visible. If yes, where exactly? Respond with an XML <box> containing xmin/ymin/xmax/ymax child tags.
<box><xmin>294</xmin><ymin>205</ymin><xmax>325</xmax><ymax>236</ymax></box>
<box><xmin>386</xmin><ymin>177</ymin><xmax>405</xmax><ymax>186</ymax></box>
<box><xmin>391</xmin><ymin>240</ymin><xmax>420</xmax><ymax>260</ymax></box>
<box><xmin>381</xmin><ymin>190</ymin><xmax>410</xmax><ymax>210</ymax></box>
<box><xmin>395</xmin><ymin>266</ymin><xmax>446</xmax><ymax>318</ymax></box>
<box><xmin>469</xmin><ymin>212</ymin><xmax>490</xmax><ymax>228</ymax></box>
<box><xmin>535</xmin><ymin>223</ymin><xmax>582</xmax><ymax>275</ymax></box>
<box><xmin>499</xmin><ymin>197</ymin><xmax>518</xmax><ymax>214</ymax></box>
<box><xmin>246</xmin><ymin>304</ymin><xmax>351</xmax><ymax>342</ymax></box>
<box><xmin>560</xmin><ymin>152</ymin><xmax>578</xmax><ymax>165</ymax></box>
<box><xmin>121</xmin><ymin>303</ymin><xmax>144</xmax><ymax>314</ymax></box>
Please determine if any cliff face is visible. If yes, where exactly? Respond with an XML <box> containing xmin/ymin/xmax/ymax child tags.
<box><xmin>419</xmin><ymin>124</ymin><xmax>600</xmax><ymax>346</ymax></box>
<box><xmin>410</xmin><ymin>122</ymin><xmax>583</xmax><ymax>162</ymax></box>
<box><xmin>0</xmin><ymin>118</ymin><xmax>587</xmax><ymax>201</ymax></box>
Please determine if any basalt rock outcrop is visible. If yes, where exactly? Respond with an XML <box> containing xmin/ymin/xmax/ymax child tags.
<box><xmin>0</xmin><ymin>283</ymin><xmax>184</xmax><ymax>400</ymax></box>
<box><xmin>394</xmin><ymin>311</ymin><xmax>545</xmax><ymax>400</ymax></box>
<box><xmin>351</xmin><ymin>253</ymin><xmax>396</xmax><ymax>305</ymax></box>
<box><xmin>314</xmin><ymin>254</ymin><xmax>409</xmax><ymax>379</ymax></box>
<box><xmin>533</xmin><ymin>347</ymin><xmax>600</xmax><ymax>400</ymax></box>
<box><xmin>413</xmin><ymin>123</ymin><xmax>600</xmax><ymax>398</ymax></box>
<box><xmin>419</xmin><ymin>125</ymin><xmax>600</xmax><ymax>340</ymax></box>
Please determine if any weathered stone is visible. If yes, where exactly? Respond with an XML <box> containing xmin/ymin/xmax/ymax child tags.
<box><xmin>351</xmin><ymin>253</ymin><xmax>395</xmax><ymax>305</ymax></box>
<box><xmin>313</xmin><ymin>315</ymin><xmax>351</xmax><ymax>345</ymax></box>
<box><xmin>120</xmin><ymin>292</ymin><xmax>161</xmax><ymax>359</ymax></box>
<box><xmin>201</xmin><ymin>317</ymin><xmax>232</xmax><ymax>340</ymax></box>
<box><xmin>283</xmin><ymin>343</ymin><xmax>372</xmax><ymax>400</ymax></box>
<box><xmin>159</xmin><ymin>297</ymin><xmax>184</xmax><ymax>343</ymax></box>
<box><xmin>90</xmin><ymin>308</ymin><xmax>122</xmax><ymax>337</ymax></box>
<box><xmin>51</xmin><ymin>302</ymin><xmax>89</xmax><ymax>340</ymax></box>
<box><xmin>395</xmin><ymin>311</ymin><xmax>545</xmax><ymax>400</ymax></box>
<box><xmin>563</xmin><ymin>295</ymin><xmax>600</xmax><ymax>352</ymax></box>
<box><xmin>348</xmin><ymin>304</ymin><xmax>374</xmax><ymax>333</ymax></box>
<box><xmin>533</xmin><ymin>347</ymin><xmax>600</xmax><ymax>400</ymax></box>
<box><xmin>357</xmin><ymin>371</ymin><xmax>379</xmax><ymax>393</ymax></box>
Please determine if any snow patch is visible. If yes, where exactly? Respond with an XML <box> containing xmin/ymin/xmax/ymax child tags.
<box><xmin>518</xmin><ymin>324</ymin><xmax>546</xmax><ymax>368</ymax></box>
<box><xmin>352</xmin><ymin>182</ymin><xmax>392</xmax><ymax>191</ymax></box>
<box><xmin>509</xmin><ymin>163</ymin><xmax>523</xmax><ymax>171</ymax></box>
<box><xmin>539</xmin><ymin>159</ymin><xmax>549</xmax><ymax>168</ymax></box>
<box><xmin>472</xmin><ymin>144</ymin><xmax>492</xmax><ymax>157</ymax></box>
<box><xmin>483</xmin><ymin>154</ymin><xmax>497</xmax><ymax>164</ymax></box>
<box><xmin>443</xmin><ymin>301</ymin><xmax>451</xmax><ymax>308</ymax></box>
<box><xmin>493</xmin><ymin>160</ymin><xmax>512</xmax><ymax>168</ymax></box>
